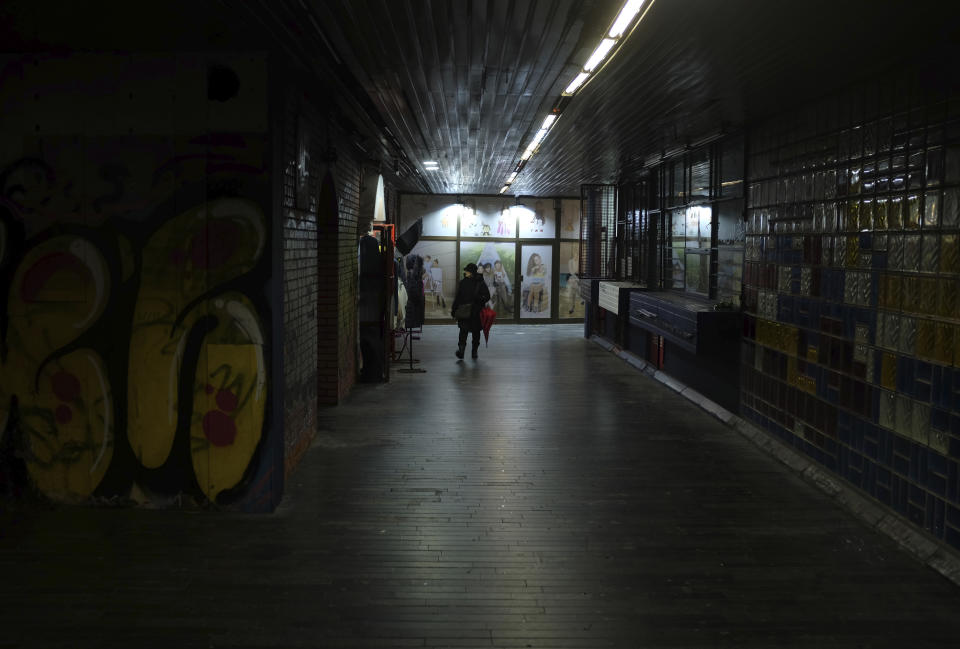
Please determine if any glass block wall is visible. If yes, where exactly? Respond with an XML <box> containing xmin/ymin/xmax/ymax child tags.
<box><xmin>741</xmin><ymin>79</ymin><xmax>960</xmax><ymax>548</ymax></box>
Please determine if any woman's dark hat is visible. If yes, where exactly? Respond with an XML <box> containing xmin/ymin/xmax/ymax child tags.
<box><xmin>463</xmin><ymin>262</ymin><xmax>478</xmax><ymax>273</ymax></box>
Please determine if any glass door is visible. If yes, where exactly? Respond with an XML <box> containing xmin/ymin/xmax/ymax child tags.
<box><xmin>459</xmin><ymin>240</ymin><xmax>518</xmax><ymax>321</ymax></box>
<box><xmin>519</xmin><ymin>244</ymin><xmax>553</xmax><ymax>319</ymax></box>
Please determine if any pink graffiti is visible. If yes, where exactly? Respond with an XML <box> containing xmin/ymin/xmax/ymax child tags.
<box><xmin>19</xmin><ymin>252</ymin><xmax>87</xmax><ymax>302</ymax></box>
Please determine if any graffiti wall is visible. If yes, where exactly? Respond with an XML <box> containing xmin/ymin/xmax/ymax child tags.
<box><xmin>0</xmin><ymin>56</ymin><xmax>278</xmax><ymax>509</ymax></box>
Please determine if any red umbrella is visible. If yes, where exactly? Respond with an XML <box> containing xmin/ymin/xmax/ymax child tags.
<box><xmin>479</xmin><ymin>307</ymin><xmax>496</xmax><ymax>346</ymax></box>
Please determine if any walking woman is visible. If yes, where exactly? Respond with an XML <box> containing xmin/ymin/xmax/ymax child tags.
<box><xmin>451</xmin><ymin>262</ymin><xmax>491</xmax><ymax>359</ymax></box>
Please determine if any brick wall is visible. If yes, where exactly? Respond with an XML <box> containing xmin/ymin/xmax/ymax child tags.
<box><xmin>334</xmin><ymin>153</ymin><xmax>361</xmax><ymax>402</ymax></box>
<box><xmin>281</xmin><ymin>86</ymin><xmax>320</xmax><ymax>477</ymax></box>
<box><xmin>741</xmin><ymin>73</ymin><xmax>960</xmax><ymax>549</ymax></box>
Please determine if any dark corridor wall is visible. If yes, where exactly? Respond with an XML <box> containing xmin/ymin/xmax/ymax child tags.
<box><xmin>0</xmin><ymin>53</ymin><xmax>281</xmax><ymax>509</ymax></box>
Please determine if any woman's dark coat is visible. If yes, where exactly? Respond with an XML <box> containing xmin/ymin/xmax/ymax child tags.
<box><xmin>451</xmin><ymin>274</ymin><xmax>490</xmax><ymax>331</ymax></box>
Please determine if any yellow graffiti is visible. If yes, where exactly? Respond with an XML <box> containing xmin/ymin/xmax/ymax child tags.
<box><xmin>190</xmin><ymin>297</ymin><xmax>266</xmax><ymax>501</ymax></box>
<box><xmin>0</xmin><ymin>237</ymin><xmax>113</xmax><ymax>500</ymax></box>
<box><xmin>127</xmin><ymin>198</ymin><xmax>266</xmax><ymax>500</ymax></box>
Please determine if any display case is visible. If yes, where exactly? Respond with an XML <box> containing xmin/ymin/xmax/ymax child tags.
<box><xmin>628</xmin><ymin>291</ymin><xmax>740</xmax><ymax>355</ymax></box>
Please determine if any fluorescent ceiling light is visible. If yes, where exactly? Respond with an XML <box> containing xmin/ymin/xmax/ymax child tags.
<box><xmin>499</xmin><ymin>185</ymin><xmax>509</xmax><ymax>194</ymax></box>
<box><xmin>541</xmin><ymin>114</ymin><xmax>557</xmax><ymax>130</ymax></box>
<box><xmin>584</xmin><ymin>38</ymin><xmax>616</xmax><ymax>72</ymax></box>
<box><xmin>507</xmin><ymin>171</ymin><xmax>518</xmax><ymax>183</ymax></box>
<box><xmin>608</xmin><ymin>0</ymin><xmax>645</xmax><ymax>38</ymax></box>
<box><xmin>564</xmin><ymin>72</ymin><xmax>590</xmax><ymax>95</ymax></box>
<box><xmin>423</xmin><ymin>160</ymin><xmax>437</xmax><ymax>165</ymax></box>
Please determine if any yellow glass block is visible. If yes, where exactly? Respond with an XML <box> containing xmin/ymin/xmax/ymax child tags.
<box><xmin>783</xmin><ymin>325</ymin><xmax>799</xmax><ymax>355</ymax></box>
<box><xmin>881</xmin><ymin>352</ymin><xmax>897</xmax><ymax>390</ymax></box>
<box><xmin>901</xmin><ymin>276</ymin><xmax>919</xmax><ymax>313</ymax></box>
<box><xmin>860</xmin><ymin>200</ymin><xmax>873</xmax><ymax>230</ymax></box>
<box><xmin>888</xmin><ymin>274</ymin><xmax>902</xmax><ymax>311</ymax></box>
<box><xmin>941</xmin><ymin>234</ymin><xmax>959</xmax><ymax>274</ymax></box>
<box><xmin>906</xmin><ymin>195</ymin><xmax>921</xmax><ymax>228</ymax></box>
<box><xmin>935</xmin><ymin>323</ymin><xmax>953</xmax><ymax>365</ymax></box>
<box><xmin>756</xmin><ymin>319</ymin><xmax>772</xmax><ymax>348</ymax></box>
<box><xmin>847</xmin><ymin>236</ymin><xmax>860</xmax><ymax>267</ymax></box>
<box><xmin>921</xmin><ymin>278</ymin><xmax>938</xmax><ymax>314</ymax></box>
<box><xmin>848</xmin><ymin>201</ymin><xmax>860</xmax><ymax>231</ymax></box>
<box><xmin>888</xmin><ymin>197</ymin><xmax>903</xmax><ymax>229</ymax></box>
<box><xmin>874</xmin><ymin>199</ymin><xmax>888</xmax><ymax>230</ymax></box>
<box><xmin>807</xmin><ymin>344</ymin><xmax>818</xmax><ymax>362</ymax></box>
<box><xmin>797</xmin><ymin>375</ymin><xmax>816</xmax><ymax>394</ymax></box>
<box><xmin>916</xmin><ymin>319</ymin><xmax>935</xmax><ymax>360</ymax></box>
<box><xmin>955</xmin><ymin>327</ymin><xmax>960</xmax><ymax>366</ymax></box>
<box><xmin>938</xmin><ymin>279</ymin><xmax>957</xmax><ymax>318</ymax></box>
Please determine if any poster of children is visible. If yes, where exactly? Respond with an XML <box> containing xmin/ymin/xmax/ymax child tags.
<box><xmin>459</xmin><ymin>241</ymin><xmax>515</xmax><ymax>316</ymax></box>
<box><xmin>406</xmin><ymin>240</ymin><xmax>456</xmax><ymax>319</ymax></box>
<box><xmin>520</xmin><ymin>245</ymin><xmax>552</xmax><ymax>318</ymax></box>
<box><xmin>560</xmin><ymin>198</ymin><xmax>581</xmax><ymax>239</ymax></box>
<box><xmin>559</xmin><ymin>241</ymin><xmax>584</xmax><ymax>319</ymax></box>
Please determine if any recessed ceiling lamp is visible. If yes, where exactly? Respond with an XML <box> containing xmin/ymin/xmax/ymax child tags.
<box><xmin>423</xmin><ymin>160</ymin><xmax>439</xmax><ymax>170</ymax></box>
<box><xmin>608</xmin><ymin>0</ymin><xmax>646</xmax><ymax>37</ymax></box>
<box><xmin>561</xmin><ymin>0</ymin><xmax>649</xmax><ymax>96</ymax></box>
<box><xmin>508</xmin><ymin>0</ymin><xmax>649</xmax><ymax>188</ymax></box>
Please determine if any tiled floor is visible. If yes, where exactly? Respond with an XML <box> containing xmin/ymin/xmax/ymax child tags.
<box><xmin>3</xmin><ymin>323</ymin><xmax>960</xmax><ymax>648</ymax></box>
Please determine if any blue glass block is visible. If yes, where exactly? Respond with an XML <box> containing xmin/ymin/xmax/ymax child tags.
<box><xmin>949</xmin><ymin>461</ymin><xmax>960</xmax><ymax>502</ymax></box>
<box><xmin>911</xmin><ymin>447</ymin><xmax>928</xmax><ymax>483</ymax></box>
<box><xmin>909</xmin><ymin>504</ymin><xmax>925</xmax><ymax>526</ymax></box>
<box><xmin>945</xmin><ymin>526</ymin><xmax>960</xmax><ymax>551</ymax></box>
<box><xmin>824</xmin><ymin>454</ymin><xmax>837</xmax><ymax>472</ymax></box>
<box><xmin>878</xmin><ymin>466</ymin><xmax>892</xmax><ymax>486</ymax></box>
<box><xmin>877</xmin><ymin>485</ymin><xmax>892</xmax><ymax>505</ymax></box>
<box><xmin>946</xmin><ymin>504</ymin><xmax>960</xmax><ymax>528</ymax></box>
<box><xmin>926</xmin><ymin>498</ymin><xmax>937</xmax><ymax>534</ymax></box>
<box><xmin>930</xmin><ymin>473</ymin><xmax>948</xmax><ymax>497</ymax></box>
<box><xmin>850</xmin><ymin>450</ymin><xmax>864</xmax><ymax>470</ymax></box>
<box><xmin>917</xmin><ymin>361</ymin><xmax>933</xmax><ymax>382</ymax></box>
<box><xmin>930</xmin><ymin>450</ymin><xmax>947</xmax><ymax>474</ymax></box>
<box><xmin>951</xmin><ymin>415</ymin><xmax>960</xmax><ymax>437</ymax></box>
<box><xmin>933</xmin><ymin>408</ymin><xmax>950</xmax><ymax>431</ymax></box>
<box><xmin>864</xmin><ymin>438</ymin><xmax>878</xmax><ymax>460</ymax></box>
<box><xmin>897</xmin><ymin>357</ymin><xmax>913</xmax><ymax>393</ymax></box>
<box><xmin>864</xmin><ymin>466</ymin><xmax>877</xmax><ymax>496</ymax></box>
<box><xmin>859</xmin><ymin>232</ymin><xmax>872</xmax><ymax>250</ymax></box>
<box><xmin>872</xmin><ymin>252</ymin><xmax>888</xmax><ymax>269</ymax></box>
<box><xmin>934</xmin><ymin>498</ymin><xmax>946</xmax><ymax>538</ymax></box>
<box><xmin>894</xmin><ymin>435</ymin><xmax>912</xmax><ymax>455</ymax></box>
<box><xmin>838</xmin><ymin>409</ymin><xmax>851</xmax><ymax>429</ymax></box>
<box><xmin>914</xmin><ymin>380</ymin><xmax>932</xmax><ymax>403</ymax></box>
<box><xmin>893</xmin><ymin>454</ymin><xmax>909</xmax><ymax>475</ymax></box>
<box><xmin>838</xmin><ymin>426</ymin><xmax>850</xmax><ymax>445</ymax></box>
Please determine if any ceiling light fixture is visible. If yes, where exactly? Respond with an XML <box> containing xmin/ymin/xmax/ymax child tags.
<box><xmin>584</xmin><ymin>38</ymin><xmax>616</xmax><ymax>72</ymax></box>
<box><xmin>563</xmin><ymin>72</ymin><xmax>590</xmax><ymax>96</ymax></box>
<box><xmin>499</xmin><ymin>185</ymin><xmax>509</xmax><ymax>194</ymax></box>
<box><xmin>608</xmin><ymin>0</ymin><xmax>646</xmax><ymax>38</ymax></box>
<box><xmin>510</xmin><ymin>0</ymin><xmax>649</xmax><ymax>186</ymax></box>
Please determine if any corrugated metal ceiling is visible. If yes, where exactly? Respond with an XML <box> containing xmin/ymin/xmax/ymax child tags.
<box><xmin>309</xmin><ymin>0</ymin><xmax>959</xmax><ymax>196</ymax></box>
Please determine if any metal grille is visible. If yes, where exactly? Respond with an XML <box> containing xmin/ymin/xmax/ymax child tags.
<box><xmin>579</xmin><ymin>184</ymin><xmax>617</xmax><ymax>279</ymax></box>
